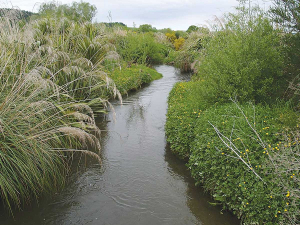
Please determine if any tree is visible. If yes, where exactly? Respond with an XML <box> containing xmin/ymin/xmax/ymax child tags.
<box><xmin>270</xmin><ymin>0</ymin><xmax>300</xmax><ymax>32</ymax></box>
<box><xmin>186</xmin><ymin>25</ymin><xmax>198</xmax><ymax>33</ymax></box>
<box><xmin>38</xmin><ymin>1</ymin><xmax>97</xmax><ymax>22</ymax></box>
<box><xmin>138</xmin><ymin>24</ymin><xmax>157</xmax><ymax>32</ymax></box>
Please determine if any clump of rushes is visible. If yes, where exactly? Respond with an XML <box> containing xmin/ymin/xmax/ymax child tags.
<box><xmin>0</xmin><ymin>10</ymin><xmax>111</xmax><ymax>212</ymax></box>
<box><xmin>0</xmin><ymin>63</ymin><xmax>102</xmax><ymax>212</ymax></box>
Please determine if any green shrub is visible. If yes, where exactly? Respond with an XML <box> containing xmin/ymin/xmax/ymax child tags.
<box><xmin>188</xmin><ymin>102</ymin><xmax>298</xmax><ymax>224</ymax></box>
<box><xmin>165</xmin><ymin>81</ymin><xmax>214</xmax><ymax>159</ymax></box>
<box><xmin>109</xmin><ymin>64</ymin><xmax>162</xmax><ymax>95</ymax></box>
<box><xmin>195</xmin><ymin>6</ymin><xmax>285</xmax><ymax>104</ymax></box>
<box><xmin>116</xmin><ymin>32</ymin><xmax>165</xmax><ymax>65</ymax></box>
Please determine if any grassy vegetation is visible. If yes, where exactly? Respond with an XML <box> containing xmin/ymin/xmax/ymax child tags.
<box><xmin>2</xmin><ymin>0</ymin><xmax>300</xmax><ymax>223</ymax></box>
<box><xmin>110</xmin><ymin>64</ymin><xmax>162</xmax><ymax>95</ymax></box>
<box><xmin>0</xmin><ymin>3</ymin><xmax>164</xmax><ymax>213</ymax></box>
<box><xmin>166</xmin><ymin>2</ymin><xmax>300</xmax><ymax>225</ymax></box>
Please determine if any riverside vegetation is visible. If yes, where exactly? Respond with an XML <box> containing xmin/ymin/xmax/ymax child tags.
<box><xmin>1</xmin><ymin>0</ymin><xmax>300</xmax><ymax>224</ymax></box>
<box><xmin>165</xmin><ymin>2</ymin><xmax>300</xmax><ymax>225</ymax></box>
<box><xmin>0</xmin><ymin>3</ymin><xmax>163</xmax><ymax>213</ymax></box>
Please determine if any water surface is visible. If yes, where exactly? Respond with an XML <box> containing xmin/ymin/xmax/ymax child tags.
<box><xmin>0</xmin><ymin>65</ymin><xmax>239</xmax><ymax>225</ymax></box>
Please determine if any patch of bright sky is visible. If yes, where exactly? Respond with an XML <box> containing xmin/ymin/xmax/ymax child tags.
<box><xmin>2</xmin><ymin>0</ymin><xmax>272</xmax><ymax>30</ymax></box>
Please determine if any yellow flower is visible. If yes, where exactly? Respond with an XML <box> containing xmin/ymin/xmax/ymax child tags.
<box><xmin>286</xmin><ymin>191</ymin><xmax>290</xmax><ymax>197</ymax></box>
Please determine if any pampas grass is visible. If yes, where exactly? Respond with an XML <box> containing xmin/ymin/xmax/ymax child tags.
<box><xmin>0</xmin><ymin>9</ymin><xmax>120</xmax><ymax>213</ymax></box>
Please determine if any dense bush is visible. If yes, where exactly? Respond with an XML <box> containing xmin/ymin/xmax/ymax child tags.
<box><xmin>109</xmin><ymin>64</ymin><xmax>162</xmax><ymax>95</ymax></box>
<box><xmin>164</xmin><ymin>31</ymin><xmax>209</xmax><ymax>72</ymax></box>
<box><xmin>165</xmin><ymin>3</ymin><xmax>300</xmax><ymax>224</ymax></box>
<box><xmin>189</xmin><ymin>102</ymin><xmax>298</xmax><ymax>224</ymax></box>
<box><xmin>116</xmin><ymin>32</ymin><xmax>166</xmax><ymax>65</ymax></box>
<box><xmin>195</xmin><ymin>6</ymin><xmax>286</xmax><ymax>104</ymax></box>
<box><xmin>165</xmin><ymin>81</ymin><xmax>214</xmax><ymax>159</ymax></box>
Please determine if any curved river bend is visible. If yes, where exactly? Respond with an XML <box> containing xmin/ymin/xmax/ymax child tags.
<box><xmin>0</xmin><ymin>65</ymin><xmax>239</xmax><ymax>225</ymax></box>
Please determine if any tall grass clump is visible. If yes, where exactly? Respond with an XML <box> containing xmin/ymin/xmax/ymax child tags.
<box><xmin>31</xmin><ymin>17</ymin><xmax>121</xmax><ymax>101</ymax></box>
<box><xmin>0</xmin><ymin>9</ymin><xmax>110</xmax><ymax>212</ymax></box>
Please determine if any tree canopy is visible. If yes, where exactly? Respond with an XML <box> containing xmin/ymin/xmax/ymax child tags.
<box><xmin>270</xmin><ymin>0</ymin><xmax>300</xmax><ymax>32</ymax></box>
<box><xmin>38</xmin><ymin>1</ymin><xmax>97</xmax><ymax>22</ymax></box>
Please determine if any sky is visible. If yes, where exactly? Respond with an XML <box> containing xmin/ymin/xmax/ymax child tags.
<box><xmin>2</xmin><ymin>0</ymin><xmax>272</xmax><ymax>30</ymax></box>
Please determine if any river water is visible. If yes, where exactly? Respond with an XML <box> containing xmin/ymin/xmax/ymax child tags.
<box><xmin>0</xmin><ymin>65</ymin><xmax>239</xmax><ymax>225</ymax></box>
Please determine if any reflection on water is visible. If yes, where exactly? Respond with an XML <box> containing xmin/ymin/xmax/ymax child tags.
<box><xmin>0</xmin><ymin>65</ymin><xmax>239</xmax><ymax>225</ymax></box>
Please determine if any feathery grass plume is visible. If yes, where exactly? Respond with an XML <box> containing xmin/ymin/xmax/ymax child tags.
<box><xmin>0</xmin><ymin>9</ymin><xmax>113</xmax><ymax>213</ymax></box>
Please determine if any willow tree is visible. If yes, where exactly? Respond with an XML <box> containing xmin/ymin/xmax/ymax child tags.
<box><xmin>270</xmin><ymin>0</ymin><xmax>300</xmax><ymax>32</ymax></box>
<box><xmin>38</xmin><ymin>1</ymin><xmax>97</xmax><ymax>22</ymax></box>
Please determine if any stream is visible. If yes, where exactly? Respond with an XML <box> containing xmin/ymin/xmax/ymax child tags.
<box><xmin>0</xmin><ymin>65</ymin><xmax>239</xmax><ymax>225</ymax></box>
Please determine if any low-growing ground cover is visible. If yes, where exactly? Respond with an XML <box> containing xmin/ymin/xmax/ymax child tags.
<box><xmin>109</xmin><ymin>64</ymin><xmax>162</xmax><ymax>95</ymax></box>
<box><xmin>189</xmin><ymin>102</ymin><xmax>298</xmax><ymax>224</ymax></box>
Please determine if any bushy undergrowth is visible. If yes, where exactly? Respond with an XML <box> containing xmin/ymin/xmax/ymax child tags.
<box><xmin>165</xmin><ymin>81</ymin><xmax>213</xmax><ymax>159</ymax></box>
<box><xmin>165</xmin><ymin>3</ymin><xmax>300</xmax><ymax>225</ymax></box>
<box><xmin>115</xmin><ymin>32</ymin><xmax>168</xmax><ymax>65</ymax></box>
<box><xmin>109</xmin><ymin>64</ymin><xmax>162</xmax><ymax>95</ymax></box>
<box><xmin>164</xmin><ymin>31</ymin><xmax>208</xmax><ymax>72</ymax></box>
<box><xmin>189</xmin><ymin>103</ymin><xmax>298</xmax><ymax>224</ymax></box>
<box><xmin>194</xmin><ymin>7</ymin><xmax>286</xmax><ymax>104</ymax></box>
<box><xmin>167</xmin><ymin>81</ymin><xmax>299</xmax><ymax>223</ymax></box>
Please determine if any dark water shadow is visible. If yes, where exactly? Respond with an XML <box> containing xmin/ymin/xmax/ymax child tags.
<box><xmin>164</xmin><ymin>143</ymin><xmax>240</xmax><ymax>225</ymax></box>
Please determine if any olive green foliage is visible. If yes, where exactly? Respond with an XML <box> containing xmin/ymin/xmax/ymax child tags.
<box><xmin>158</xmin><ymin>28</ymin><xmax>173</xmax><ymax>34</ymax></box>
<box><xmin>186</xmin><ymin>25</ymin><xmax>199</xmax><ymax>33</ymax></box>
<box><xmin>196</xmin><ymin>6</ymin><xmax>285</xmax><ymax>104</ymax></box>
<box><xmin>175</xmin><ymin>30</ymin><xmax>188</xmax><ymax>39</ymax></box>
<box><xmin>38</xmin><ymin>1</ymin><xmax>97</xmax><ymax>22</ymax></box>
<box><xmin>116</xmin><ymin>32</ymin><xmax>166</xmax><ymax>65</ymax></box>
<box><xmin>138</xmin><ymin>24</ymin><xmax>157</xmax><ymax>33</ymax></box>
<box><xmin>109</xmin><ymin>64</ymin><xmax>162</xmax><ymax>95</ymax></box>
<box><xmin>102</xmin><ymin>22</ymin><xmax>127</xmax><ymax>28</ymax></box>
<box><xmin>164</xmin><ymin>31</ymin><xmax>208</xmax><ymax>71</ymax></box>
<box><xmin>186</xmin><ymin>25</ymin><xmax>210</xmax><ymax>34</ymax></box>
<box><xmin>0</xmin><ymin>8</ymin><xmax>36</xmax><ymax>21</ymax></box>
<box><xmin>270</xmin><ymin>0</ymin><xmax>300</xmax><ymax>32</ymax></box>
